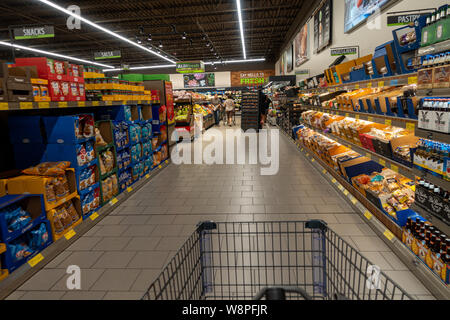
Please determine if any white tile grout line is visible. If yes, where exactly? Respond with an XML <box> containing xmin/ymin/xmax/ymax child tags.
<box><xmin>279</xmin><ymin>127</ymin><xmax>450</xmax><ymax>299</ymax></box>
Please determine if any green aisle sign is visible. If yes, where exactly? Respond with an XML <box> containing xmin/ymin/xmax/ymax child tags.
<box><xmin>13</xmin><ymin>26</ymin><xmax>55</xmax><ymax>40</ymax></box>
<box><xmin>94</xmin><ymin>50</ymin><xmax>122</xmax><ymax>60</ymax></box>
<box><xmin>176</xmin><ymin>61</ymin><xmax>205</xmax><ymax>73</ymax></box>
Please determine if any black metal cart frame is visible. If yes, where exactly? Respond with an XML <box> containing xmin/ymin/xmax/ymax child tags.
<box><xmin>142</xmin><ymin>220</ymin><xmax>412</xmax><ymax>300</ymax></box>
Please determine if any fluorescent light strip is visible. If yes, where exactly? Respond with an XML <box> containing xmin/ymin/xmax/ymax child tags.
<box><xmin>103</xmin><ymin>58</ymin><xmax>266</xmax><ymax>72</ymax></box>
<box><xmin>36</xmin><ymin>0</ymin><xmax>176</xmax><ymax>64</ymax></box>
<box><xmin>0</xmin><ymin>41</ymin><xmax>113</xmax><ymax>68</ymax></box>
<box><xmin>236</xmin><ymin>0</ymin><xmax>246</xmax><ymax>60</ymax></box>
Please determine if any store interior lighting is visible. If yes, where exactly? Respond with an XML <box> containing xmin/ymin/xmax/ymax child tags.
<box><xmin>103</xmin><ymin>58</ymin><xmax>265</xmax><ymax>72</ymax></box>
<box><xmin>0</xmin><ymin>40</ymin><xmax>114</xmax><ymax>68</ymax></box>
<box><xmin>35</xmin><ymin>0</ymin><xmax>176</xmax><ymax>64</ymax></box>
<box><xmin>236</xmin><ymin>0</ymin><xmax>246</xmax><ymax>60</ymax></box>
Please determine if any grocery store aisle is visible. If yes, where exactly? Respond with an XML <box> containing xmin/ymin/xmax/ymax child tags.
<box><xmin>6</xmin><ymin>121</ymin><xmax>433</xmax><ymax>300</ymax></box>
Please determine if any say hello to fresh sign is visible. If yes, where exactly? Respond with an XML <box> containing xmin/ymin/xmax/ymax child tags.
<box><xmin>13</xmin><ymin>26</ymin><xmax>55</xmax><ymax>40</ymax></box>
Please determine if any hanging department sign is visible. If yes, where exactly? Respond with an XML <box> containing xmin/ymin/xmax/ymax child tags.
<box><xmin>13</xmin><ymin>25</ymin><xmax>54</xmax><ymax>40</ymax></box>
<box><xmin>94</xmin><ymin>50</ymin><xmax>122</xmax><ymax>60</ymax></box>
<box><xmin>387</xmin><ymin>13</ymin><xmax>429</xmax><ymax>26</ymax></box>
<box><xmin>231</xmin><ymin>70</ymin><xmax>275</xmax><ymax>87</ymax></box>
<box><xmin>176</xmin><ymin>61</ymin><xmax>205</xmax><ymax>74</ymax></box>
<box><xmin>330</xmin><ymin>47</ymin><xmax>358</xmax><ymax>56</ymax></box>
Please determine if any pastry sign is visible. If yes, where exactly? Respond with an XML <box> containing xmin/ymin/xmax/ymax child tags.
<box><xmin>13</xmin><ymin>25</ymin><xmax>55</xmax><ymax>40</ymax></box>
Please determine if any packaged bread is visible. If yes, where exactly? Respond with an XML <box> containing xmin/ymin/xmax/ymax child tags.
<box><xmin>23</xmin><ymin>161</ymin><xmax>71</xmax><ymax>176</ymax></box>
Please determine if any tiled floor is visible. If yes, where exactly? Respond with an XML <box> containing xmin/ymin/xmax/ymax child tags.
<box><xmin>5</xmin><ymin>120</ymin><xmax>433</xmax><ymax>300</ymax></box>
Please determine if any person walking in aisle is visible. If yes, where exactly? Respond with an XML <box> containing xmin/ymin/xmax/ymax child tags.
<box><xmin>259</xmin><ymin>92</ymin><xmax>271</xmax><ymax>127</ymax></box>
<box><xmin>211</xmin><ymin>94</ymin><xmax>222</xmax><ymax>126</ymax></box>
<box><xmin>224</xmin><ymin>95</ymin><xmax>235</xmax><ymax>127</ymax></box>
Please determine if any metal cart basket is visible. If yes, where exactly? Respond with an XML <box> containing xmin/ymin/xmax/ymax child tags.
<box><xmin>142</xmin><ymin>220</ymin><xmax>412</xmax><ymax>300</ymax></box>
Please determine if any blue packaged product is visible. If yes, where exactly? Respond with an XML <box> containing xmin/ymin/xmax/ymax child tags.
<box><xmin>85</xmin><ymin>141</ymin><xmax>95</xmax><ymax>162</ymax></box>
<box><xmin>117</xmin><ymin>152</ymin><xmax>122</xmax><ymax>169</ymax></box>
<box><xmin>9</xmin><ymin>242</ymin><xmax>33</xmax><ymax>262</ymax></box>
<box><xmin>29</xmin><ymin>223</ymin><xmax>49</xmax><ymax>249</ymax></box>
<box><xmin>5</xmin><ymin>206</ymin><xmax>31</xmax><ymax>233</ymax></box>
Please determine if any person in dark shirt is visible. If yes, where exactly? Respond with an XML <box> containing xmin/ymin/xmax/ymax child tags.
<box><xmin>259</xmin><ymin>92</ymin><xmax>271</xmax><ymax>126</ymax></box>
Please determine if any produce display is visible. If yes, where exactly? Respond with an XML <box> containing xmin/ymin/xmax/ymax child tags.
<box><xmin>175</xmin><ymin>106</ymin><xmax>191</xmax><ymax>122</ymax></box>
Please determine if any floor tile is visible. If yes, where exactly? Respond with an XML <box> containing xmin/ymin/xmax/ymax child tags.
<box><xmin>51</xmin><ymin>269</ymin><xmax>105</xmax><ymax>291</ymax></box>
<box><xmin>57</xmin><ymin>251</ymin><xmax>104</xmax><ymax>269</ymax></box>
<box><xmin>122</xmin><ymin>225</ymin><xmax>156</xmax><ymax>237</ymax></box>
<box><xmin>17</xmin><ymin>269</ymin><xmax>67</xmax><ymax>291</ymax></box>
<box><xmin>61</xmin><ymin>291</ymin><xmax>106</xmax><ymax>300</ymax></box>
<box><xmin>92</xmin><ymin>237</ymin><xmax>132</xmax><ymax>251</ymax></box>
<box><xmin>20</xmin><ymin>291</ymin><xmax>66</xmax><ymax>300</ymax></box>
<box><xmin>103</xmin><ymin>291</ymin><xmax>144</xmax><ymax>300</ymax></box>
<box><xmin>131</xmin><ymin>269</ymin><xmax>162</xmax><ymax>291</ymax></box>
<box><xmin>91</xmin><ymin>269</ymin><xmax>141</xmax><ymax>291</ymax></box>
<box><xmin>93</xmin><ymin>251</ymin><xmax>137</xmax><ymax>268</ymax></box>
<box><xmin>94</xmin><ymin>225</ymin><xmax>129</xmax><ymax>237</ymax></box>
<box><xmin>127</xmin><ymin>252</ymin><xmax>170</xmax><ymax>269</ymax></box>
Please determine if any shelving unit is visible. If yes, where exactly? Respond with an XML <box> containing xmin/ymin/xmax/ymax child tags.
<box><xmin>415</xmin><ymin>128</ymin><xmax>450</xmax><ymax>144</ymax></box>
<box><xmin>0</xmin><ymin>100</ymin><xmax>154</xmax><ymax>111</ymax></box>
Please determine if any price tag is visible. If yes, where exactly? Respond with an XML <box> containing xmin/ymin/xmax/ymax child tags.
<box><xmin>355</xmin><ymin>114</ymin><xmax>360</xmax><ymax>120</ymax></box>
<box><xmin>351</xmin><ymin>198</ymin><xmax>357</xmax><ymax>204</ymax></box>
<box><xmin>158</xmin><ymin>165</ymin><xmax>162</xmax><ymax>169</ymax></box>
<box><xmin>338</xmin><ymin>185</ymin><xmax>344</xmax><ymax>190</ymax></box>
<box><xmin>36</xmin><ymin>102</ymin><xmax>50</xmax><ymax>110</ymax></box>
<box><xmin>390</xmin><ymin>79</ymin><xmax>398</xmax><ymax>86</ymax></box>
<box><xmin>64</xmin><ymin>229</ymin><xmax>76</xmax><ymax>240</ymax></box>
<box><xmin>364</xmin><ymin>211</ymin><xmax>373</xmax><ymax>220</ymax></box>
<box><xmin>368</xmin><ymin>116</ymin><xmax>373</xmax><ymax>122</ymax></box>
<box><xmin>331</xmin><ymin>178</ymin><xmax>337</xmax><ymax>184</ymax></box>
<box><xmin>345</xmin><ymin>113</ymin><xmax>349</xmax><ymax>117</ymax></box>
<box><xmin>105</xmin><ymin>101</ymin><xmax>113</xmax><ymax>106</ymax></box>
<box><xmin>383</xmin><ymin>230</ymin><xmax>395</xmax><ymax>241</ymax></box>
<box><xmin>127</xmin><ymin>187</ymin><xmax>133</xmax><ymax>193</ymax></box>
<box><xmin>0</xmin><ymin>103</ymin><xmax>8</xmax><ymax>110</ymax></box>
<box><xmin>366</xmin><ymin>82</ymin><xmax>372</xmax><ymax>88</ymax></box>
<box><xmin>301</xmin><ymin>148</ymin><xmax>304</xmax><ymax>152</ymax></box>
<box><xmin>92</xmin><ymin>101</ymin><xmax>100</xmax><ymax>106</ymax></box>
<box><xmin>165</xmin><ymin>160</ymin><xmax>169</xmax><ymax>164</ymax></box>
<box><xmin>343</xmin><ymin>190</ymin><xmax>349</xmax><ymax>196</ymax></box>
<box><xmin>354</xmin><ymin>84</ymin><xmax>360</xmax><ymax>89</ymax></box>
<box><xmin>110</xmin><ymin>198</ymin><xmax>118</xmax><ymax>206</ymax></box>
<box><xmin>138</xmin><ymin>100</ymin><xmax>142</xmax><ymax>104</ymax></box>
<box><xmin>391</xmin><ymin>164</ymin><xmax>399</xmax><ymax>173</ymax></box>
<box><xmin>366</xmin><ymin>153</ymin><xmax>372</xmax><ymax>159</ymax></box>
<box><xmin>311</xmin><ymin>159</ymin><xmax>315</xmax><ymax>162</ymax></box>
<box><xmin>20</xmin><ymin>102</ymin><xmax>33</xmax><ymax>110</ymax></box>
<box><xmin>78</xmin><ymin>101</ymin><xmax>86</xmax><ymax>107</ymax></box>
<box><xmin>322</xmin><ymin>169</ymin><xmax>327</xmax><ymax>174</ymax></box>
<box><xmin>408</xmin><ymin>76</ymin><xmax>418</xmax><ymax>85</ymax></box>
<box><xmin>379</xmin><ymin>159</ymin><xmax>386</xmax><ymax>167</ymax></box>
<box><xmin>58</xmin><ymin>101</ymin><xmax>68</xmax><ymax>108</ymax></box>
<box><xmin>28</xmin><ymin>254</ymin><xmax>44</xmax><ymax>267</ymax></box>
<box><xmin>145</xmin><ymin>174</ymin><xmax>150</xmax><ymax>179</ymax></box>
<box><xmin>406</xmin><ymin>122</ymin><xmax>415</xmax><ymax>132</ymax></box>
<box><xmin>88</xmin><ymin>213</ymin><xmax>99</xmax><ymax>222</ymax></box>
<box><xmin>385</xmin><ymin>119</ymin><xmax>392</xmax><ymax>126</ymax></box>
<box><xmin>378</xmin><ymin>81</ymin><xmax>385</xmax><ymax>88</ymax></box>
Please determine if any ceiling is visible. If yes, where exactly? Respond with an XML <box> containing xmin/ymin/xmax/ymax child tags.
<box><xmin>0</xmin><ymin>0</ymin><xmax>317</xmax><ymax>68</ymax></box>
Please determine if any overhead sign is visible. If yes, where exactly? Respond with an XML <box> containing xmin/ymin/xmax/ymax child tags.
<box><xmin>330</xmin><ymin>46</ymin><xmax>358</xmax><ymax>56</ymax></box>
<box><xmin>176</xmin><ymin>61</ymin><xmax>205</xmax><ymax>74</ymax></box>
<box><xmin>94</xmin><ymin>50</ymin><xmax>122</xmax><ymax>60</ymax></box>
<box><xmin>387</xmin><ymin>13</ymin><xmax>428</xmax><ymax>26</ymax></box>
<box><xmin>295</xmin><ymin>70</ymin><xmax>310</xmax><ymax>75</ymax></box>
<box><xmin>13</xmin><ymin>25</ymin><xmax>55</xmax><ymax>40</ymax></box>
<box><xmin>183</xmin><ymin>73</ymin><xmax>215</xmax><ymax>88</ymax></box>
<box><xmin>231</xmin><ymin>70</ymin><xmax>275</xmax><ymax>87</ymax></box>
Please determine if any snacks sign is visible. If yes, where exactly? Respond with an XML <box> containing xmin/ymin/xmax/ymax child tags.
<box><xmin>13</xmin><ymin>26</ymin><xmax>55</xmax><ymax>40</ymax></box>
<box><xmin>176</xmin><ymin>61</ymin><xmax>205</xmax><ymax>74</ymax></box>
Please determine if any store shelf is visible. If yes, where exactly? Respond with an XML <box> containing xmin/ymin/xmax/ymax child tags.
<box><xmin>411</xmin><ymin>203</ymin><xmax>450</xmax><ymax>236</ymax></box>
<box><xmin>305</xmin><ymin>105</ymin><xmax>418</xmax><ymax>130</ymax></box>
<box><xmin>299</xmin><ymin>73</ymin><xmax>418</xmax><ymax>94</ymax></box>
<box><xmin>417</xmin><ymin>87</ymin><xmax>450</xmax><ymax>97</ymax></box>
<box><xmin>0</xmin><ymin>159</ymin><xmax>171</xmax><ymax>300</ymax></box>
<box><xmin>415</xmin><ymin>128</ymin><xmax>450</xmax><ymax>144</ymax></box>
<box><xmin>0</xmin><ymin>100</ymin><xmax>154</xmax><ymax>111</ymax></box>
<box><xmin>281</xmin><ymin>128</ymin><xmax>450</xmax><ymax>299</ymax></box>
<box><xmin>411</xmin><ymin>167</ymin><xmax>450</xmax><ymax>190</ymax></box>
<box><xmin>418</xmin><ymin>39</ymin><xmax>450</xmax><ymax>57</ymax></box>
<box><xmin>301</xmin><ymin>122</ymin><xmax>415</xmax><ymax>180</ymax></box>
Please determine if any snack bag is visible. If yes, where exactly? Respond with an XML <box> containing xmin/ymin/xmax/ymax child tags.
<box><xmin>6</xmin><ymin>207</ymin><xmax>31</xmax><ymax>232</ymax></box>
<box><xmin>88</xmin><ymin>166</ymin><xmax>96</xmax><ymax>186</ymax></box>
<box><xmin>82</xmin><ymin>115</ymin><xmax>94</xmax><ymax>138</ymax></box>
<box><xmin>40</xmin><ymin>86</ymin><xmax>49</xmax><ymax>97</ymax></box>
<box><xmin>95</xmin><ymin>127</ymin><xmax>107</xmax><ymax>146</ymax></box>
<box><xmin>82</xmin><ymin>195</ymin><xmax>90</xmax><ymax>215</ymax></box>
<box><xmin>78</xmin><ymin>84</ymin><xmax>85</xmax><ymax>97</ymax></box>
<box><xmin>70</xmin><ymin>83</ymin><xmax>78</xmax><ymax>97</ymax></box>
<box><xmin>76</xmin><ymin>144</ymin><xmax>87</xmax><ymax>166</ymax></box>
<box><xmin>79</xmin><ymin>170</ymin><xmax>87</xmax><ymax>190</ymax></box>
<box><xmin>99</xmin><ymin>154</ymin><xmax>106</xmax><ymax>175</ymax></box>
<box><xmin>29</xmin><ymin>223</ymin><xmax>49</xmax><ymax>249</ymax></box>
<box><xmin>54</xmin><ymin>177</ymin><xmax>69</xmax><ymax>199</ymax></box>
<box><xmin>92</xmin><ymin>189</ymin><xmax>100</xmax><ymax>209</ymax></box>
<box><xmin>59</xmin><ymin>206</ymin><xmax>72</xmax><ymax>229</ymax></box>
<box><xmin>23</xmin><ymin>161</ymin><xmax>71</xmax><ymax>176</ymax></box>
<box><xmin>50</xmin><ymin>81</ymin><xmax>60</xmax><ymax>95</ymax></box>
<box><xmin>9</xmin><ymin>242</ymin><xmax>33</xmax><ymax>262</ymax></box>
<box><xmin>52</xmin><ymin>210</ymin><xmax>65</xmax><ymax>234</ymax></box>
<box><xmin>111</xmin><ymin>175</ymin><xmax>118</xmax><ymax>195</ymax></box>
<box><xmin>47</xmin><ymin>58</ymin><xmax>55</xmax><ymax>74</ymax></box>
<box><xmin>45</xmin><ymin>180</ymin><xmax>57</xmax><ymax>202</ymax></box>
<box><xmin>85</xmin><ymin>142</ymin><xmax>95</xmax><ymax>162</ymax></box>
<box><xmin>124</xmin><ymin>106</ymin><xmax>132</xmax><ymax>122</ymax></box>
<box><xmin>32</xmin><ymin>86</ymin><xmax>40</xmax><ymax>97</ymax></box>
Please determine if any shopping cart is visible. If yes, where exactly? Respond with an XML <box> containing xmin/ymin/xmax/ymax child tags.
<box><xmin>142</xmin><ymin>220</ymin><xmax>412</xmax><ymax>300</ymax></box>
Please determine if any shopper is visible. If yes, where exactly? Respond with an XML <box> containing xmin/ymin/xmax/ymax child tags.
<box><xmin>224</xmin><ymin>95</ymin><xmax>235</xmax><ymax>127</ymax></box>
<box><xmin>259</xmin><ymin>92</ymin><xmax>271</xmax><ymax>126</ymax></box>
<box><xmin>211</xmin><ymin>94</ymin><xmax>221</xmax><ymax>126</ymax></box>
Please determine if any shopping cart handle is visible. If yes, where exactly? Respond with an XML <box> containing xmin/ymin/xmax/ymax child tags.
<box><xmin>254</xmin><ymin>287</ymin><xmax>312</xmax><ymax>300</ymax></box>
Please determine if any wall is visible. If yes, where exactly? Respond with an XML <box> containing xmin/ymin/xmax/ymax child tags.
<box><xmin>169</xmin><ymin>71</ymin><xmax>231</xmax><ymax>90</ymax></box>
<box><xmin>276</xmin><ymin>0</ymin><xmax>446</xmax><ymax>82</ymax></box>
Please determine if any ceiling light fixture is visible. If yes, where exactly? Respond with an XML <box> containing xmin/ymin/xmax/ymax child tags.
<box><xmin>35</xmin><ymin>0</ymin><xmax>176</xmax><ymax>64</ymax></box>
<box><xmin>236</xmin><ymin>0</ymin><xmax>246</xmax><ymax>59</ymax></box>
<box><xmin>147</xmin><ymin>34</ymin><xmax>152</xmax><ymax>41</ymax></box>
<box><xmin>103</xmin><ymin>58</ymin><xmax>266</xmax><ymax>72</ymax></box>
<box><xmin>0</xmin><ymin>41</ymin><xmax>113</xmax><ymax>68</ymax></box>
<box><xmin>159</xmin><ymin>41</ymin><xmax>163</xmax><ymax>48</ymax></box>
